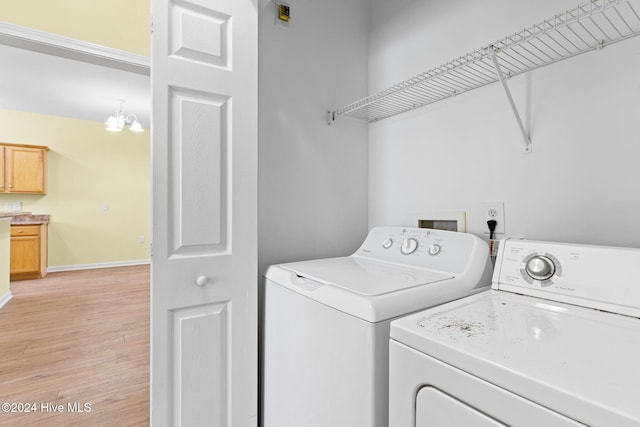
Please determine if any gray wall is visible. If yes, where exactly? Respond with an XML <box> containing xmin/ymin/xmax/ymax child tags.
<box><xmin>258</xmin><ymin>0</ymin><xmax>370</xmax><ymax>276</ymax></box>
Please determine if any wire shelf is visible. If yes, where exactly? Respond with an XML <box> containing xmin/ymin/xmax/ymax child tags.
<box><xmin>330</xmin><ymin>0</ymin><xmax>640</xmax><ymax>124</ymax></box>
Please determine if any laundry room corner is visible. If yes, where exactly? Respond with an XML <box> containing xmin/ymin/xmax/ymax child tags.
<box><xmin>367</xmin><ymin>0</ymin><xmax>640</xmax><ymax>248</ymax></box>
<box><xmin>258</xmin><ymin>0</ymin><xmax>370</xmax><ymax>276</ymax></box>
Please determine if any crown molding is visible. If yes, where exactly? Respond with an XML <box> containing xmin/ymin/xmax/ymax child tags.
<box><xmin>0</xmin><ymin>22</ymin><xmax>150</xmax><ymax>75</ymax></box>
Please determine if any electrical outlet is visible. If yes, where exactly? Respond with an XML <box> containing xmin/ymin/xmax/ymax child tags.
<box><xmin>482</xmin><ymin>202</ymin><xmax>505</xmax><ymax>235</ymax></box>
<box><xmin>139</xmin><ymin>235</ymin><xmax>145</xmax><ymax>243</ymax></box>
<box><xmin>102</xmin><ymin>203</ymin><xmax>110</xmax><ymax>212</ymax></box>
<box><xmin>12</xmin><ymin>201</ymin><xmax>22</xmax><ymax>211</ymax></box>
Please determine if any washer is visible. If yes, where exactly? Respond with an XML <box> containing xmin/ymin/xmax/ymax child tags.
<box><xmin>390</xmin><ymin>238</ymin><xmax>640</xmax><ymax>427</ymax></box>
<box><xmin>262</xmin><ymin>226</ymin><xmax>492</xmax><ymax>427</ymax></box>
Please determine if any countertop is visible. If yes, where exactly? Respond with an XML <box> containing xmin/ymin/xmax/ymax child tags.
<box><xmin>0</xmin><ymin>212</ymin><xmax>50</xmax><ymax>225</ymax></box>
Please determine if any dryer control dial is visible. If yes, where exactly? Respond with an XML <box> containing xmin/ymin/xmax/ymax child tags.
<box><xmin>382</xmin><ymin>238</ymin><xmax>393</xmax><ymax>249</ymax></box>
<box><xmin>428</xmin><ymin>244</ymin><xmax>441</xmax><ymax>256</ymax></box>
<box><xmin>526</xmin><ymin>255</ymin><xmax>556</xmax><ymax>281</ymax></box>
<box><xmin>401</xmin><ymin>238</ymin><xmax>419</xmax><ymax>255</ymax></box>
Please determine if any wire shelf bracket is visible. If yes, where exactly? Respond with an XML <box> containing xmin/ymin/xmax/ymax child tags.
<box><xmin>328</xmin><ymin>0</ymin><xmax>640</xmax><ymax>153</ymax></box>
<box><xmin>488</xmin><ymin>48</ymin><xmax>532</xmax><ymax>153</ymax></box>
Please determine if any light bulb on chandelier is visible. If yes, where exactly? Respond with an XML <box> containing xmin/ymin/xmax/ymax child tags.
<box><xmin>105</xmin><ymin>99</ymin><xmax>144</xmax><ymax>133</ymax></box>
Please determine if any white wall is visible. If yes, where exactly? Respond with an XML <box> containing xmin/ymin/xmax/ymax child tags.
<box><xmin>368</xmin><ymin>0</ymin><xmax>640</xmax><ymax>247</ymax></box>
<box><xmin>258</xmin><ymin>0</ymin><xmax>370</xmax><ymax>276</ymax></box>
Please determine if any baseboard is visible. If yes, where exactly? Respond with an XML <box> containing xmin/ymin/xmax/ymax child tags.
<box><xmin>0</xmin><ymin>291</ymin><xmax>13</xmax><ymax>310</ymax></box>
<box><xmin>47</xmin><ymin>259</ymin><xmax>150</xmax><ymax>273</ymax></box>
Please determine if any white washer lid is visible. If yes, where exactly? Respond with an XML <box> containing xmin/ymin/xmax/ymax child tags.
<box><xmin>391</xmin><ymin>290</ymin><xmax>640</xmax><ymax>426</ymax></box>
<box><xmin>281</xmin><ymin>256</ymin><xmax>453</xmax><ymax>296</ymax></box>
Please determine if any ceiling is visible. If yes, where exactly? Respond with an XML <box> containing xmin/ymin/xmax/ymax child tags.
<box><xmin>0</xmin><ymin>43</ymin><xmax>150</xmax><ymax>128</ymax></box>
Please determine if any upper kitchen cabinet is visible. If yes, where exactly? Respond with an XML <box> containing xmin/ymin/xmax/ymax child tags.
<box><xmin>0</xmin><ymin>143</ymin><xmax>49</xmax><ymax>194</ymax></box>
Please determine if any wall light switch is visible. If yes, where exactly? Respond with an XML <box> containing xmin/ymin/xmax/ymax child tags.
<box><xmin>102</xmin><ymin>203</ymin><xmax>110</xmax><ymax>212</ymax></box>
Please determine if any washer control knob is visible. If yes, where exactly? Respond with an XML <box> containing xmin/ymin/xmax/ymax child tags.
<box><xmin>401</xmin><ymin>238</ymin><xmax>419</xmax><ymax>255</ymax></box>
<box><xmin>526</xmin><ymin>256</ymin><xmax>556</xmax><ymax>281</ymax></box>
<box><xmin>382</xmin><ymin>238</ymin><xmax>393</xmax><ymax>249</ymax></box>
<box><xmin>428</xmin><ymin>244</ymin><xmax>441</xmax><ymax>256</ymax></box>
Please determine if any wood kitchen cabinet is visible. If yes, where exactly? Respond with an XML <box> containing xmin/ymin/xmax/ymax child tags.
<box><xmin>10</xmin><ymin>223</ymin><xmax>48</xmax><ymax>281</ymax></box>
<box><xmin>0</xmin><ymin>143</ymin><xmax>49</xmax><ymax>194</ymax></box>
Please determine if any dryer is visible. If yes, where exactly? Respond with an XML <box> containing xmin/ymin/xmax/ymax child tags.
<box><xmin>262</xmin><ymin>226</ymin><xmax>492</xmax><ymax>427</ymax></box>
<box><xmin>390</xmin><ymin>238</ymin><xmax>640</xmax><ymax>427</ymax></box>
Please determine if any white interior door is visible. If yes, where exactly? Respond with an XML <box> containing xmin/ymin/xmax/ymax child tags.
<box><xmin>151</xmin><ymin>0</ymin><xmax>257</xmax><ymax>425</ymax></box>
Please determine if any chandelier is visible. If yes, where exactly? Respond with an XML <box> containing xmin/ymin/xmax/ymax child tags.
<box><xmin>105</xmin><ymin>99</ymin><xmax>144</xmax><ymax>133</ymax></box>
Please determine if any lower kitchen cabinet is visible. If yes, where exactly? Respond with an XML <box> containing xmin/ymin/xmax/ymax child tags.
<box><xmin>10</xmin><ymin>223</ymin><xmax>48</xmax><ymax>281</ymax></box>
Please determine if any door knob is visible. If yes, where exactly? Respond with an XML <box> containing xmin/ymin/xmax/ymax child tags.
<box><xmin>196</xmin><ymin>275</ymin><xmax>208</xmax><ymax>287</ymax></box>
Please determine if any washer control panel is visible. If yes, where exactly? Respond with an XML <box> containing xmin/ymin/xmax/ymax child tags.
<box><xmin>383</xmin><ymin>236</ymin><xmax>439</xmax><ymax>256</ymax></box>
<box><xmin>518</xmin><ymin>252</ymin><xmax>563</xmax><ymax>286</ymax></box>
<box><xmin>356</xmin><ymin>227</ymin><xmax>486</xmax><ymax>274</ymax></box>
<box><xmin>492</xmin><ymin>239</ymin><xmax>640</xmax><ymax>317</ymax></box>
<box><xmin>400</xmin><ymin>238</ymin><xmax>419</xmax><ymax>254</ymax></box>
<box><xmin>428</xmin><ymin>244</ymin><xmax>441</xmax><ymax>256</ymax></box>
<box><xmin>382</xmin><ymin>238</ymin><xmax>394</xmax><ymax>249</ymax></box>
<box><xmin>525</xmin><ymin>255</ymin><xmax>554</xmax><ymax>280</ymax></box>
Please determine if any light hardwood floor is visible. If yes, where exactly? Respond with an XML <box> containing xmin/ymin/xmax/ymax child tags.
<box><xmin>0</xmin><ymin>265</ymin><xmax>150</xmax><ymax>426</ymax></box>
